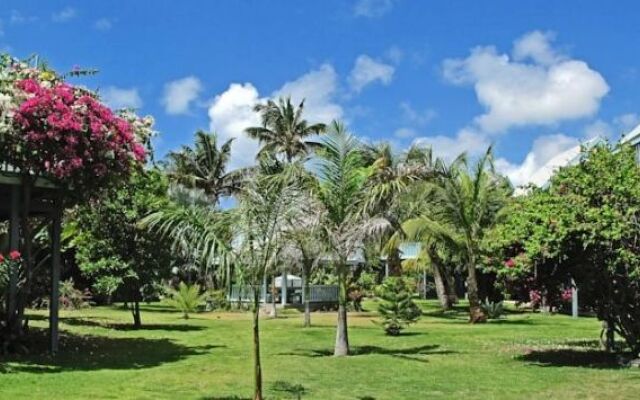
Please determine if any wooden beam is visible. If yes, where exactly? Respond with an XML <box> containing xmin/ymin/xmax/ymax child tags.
<box><xmin>49</xmin><ymin>206</ymin><xmax>62</xmax><ymax>354</ymax></box>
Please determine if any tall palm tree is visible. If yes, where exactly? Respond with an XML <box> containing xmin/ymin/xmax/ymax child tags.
<box><xmin>245</xmin><ymin>97</ymin><xmax>327</xmax><ymax>163</ymax></box>
<box><xmin>166</xmin><ymin>131</ymin><xmax>243</xmax><ymax>205</ymax></box>
<box><xmin>314</xmin><ymin>121</ymin><xmax>386</xmax><ymax>356</ymax></box>
<box><xmin>363</xmin><ymin>143</ymin><xmax>437</xmax><ymax>276</ymax></box>
<box><xmin>402</xmin><ymin>149</ymin><xmax>511</xmax><ymax>322</ymax></box>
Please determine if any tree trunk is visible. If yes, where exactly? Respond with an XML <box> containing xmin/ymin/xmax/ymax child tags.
<box><xmin>303</xmin><ymin>263</ymin><xmax>311</xmax><ymax>327</ymax></box>
<box><xmin>387</xmin><ymin>248</ymin><xmax>402</xmax><ymax>276</ymax></box>
<box><xmin>444</xmin><ymin>270</ymin><xmax>458</xmax><ymax>305</ymax></box>
<box><xmin>466</xmin><ymin>261</ymin><xmax>486</xmax><ymax>323</ymax></box>
<box><xmin>432</xmin><ymin>262</ymin><xmax>451</xmax><ymax>310</ymax></box>
<box><xmin>133</xmin><ymin>301</ymin><xmax>141</xmax><ymax>327</ymax></box>
<box><xmin>334</xmin><ymin>265</ymin><xmax>349</xmax><ymax>356</ymax></box>
<box><xmin>270</xmin><ymin>276</ymin><xmax>278</xmax><ymax>318</ymax></box>
<box><xmin>252</xmin><ymin>290</ymin><xmax>263</xmax><ymax>400</ymax></box>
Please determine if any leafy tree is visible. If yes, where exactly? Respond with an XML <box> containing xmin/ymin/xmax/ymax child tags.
<box><xmin>377</xmin><ymin>277</ymin><xmax>422</xmax><ymax>335</ymax></box>
<box><xmin>245</xmin><ymin>96</ymin><xmax>326</xmax><ymax>163</ymax></box>
<box><xmin>487</xmin><ymin>145</ymin><xmax>640</xmax><ymax>355</ymax></box>
<box><xmin>165</xmin><ymin>282</ymin><xmax>206</xmax><ymax>319</ymax></box>
<box><xmin>68</xmin><ymin>170</ymin><xmax>174</xmax><ymax>327</ymax></box>
<box><xmin>402</xmin><ymin>150</ymin><xmax>511</xmax><ymax>322</ymax></box>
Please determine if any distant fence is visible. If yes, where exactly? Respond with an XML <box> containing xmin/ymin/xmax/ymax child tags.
<box><xmin>229</xmin><ymin>284</ymin><xmax>338</xmax><ymax>303</ymax></box>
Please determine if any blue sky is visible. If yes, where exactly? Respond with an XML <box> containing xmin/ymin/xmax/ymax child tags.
<box><xmin>2</xmin><ymin>0</ymin><xmax>639</xmax><ymax>185</ymax></box>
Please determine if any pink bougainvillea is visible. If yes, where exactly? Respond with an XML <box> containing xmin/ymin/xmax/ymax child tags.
<box><xmin>5</xmin><ymin>76</ymin><xmax>147</xmax><ymax>192</ymax></box>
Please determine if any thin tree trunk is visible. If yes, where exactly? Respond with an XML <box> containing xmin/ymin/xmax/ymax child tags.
<box><xmin>132</xmin><ymin>300</ymin><xmax>141</xmax><ymax>327</ymax></box>
<box><xmin>303</xmin><ymin>262</ymin><xmax>311</xmax><ymax>327</ymax></box>
<box><xmin>334</xmin><ymin>265</ymin><xmax>349</xmax><ymax>356</ymax></box>
<box><xmin>270</xmin><ymin>276</ymin><xmax>278</xmax><ymax>318</ymax></box>
<box><xmin>432</xmin><ymin>261</ymin><xmax>451</xmax><ymax>310</ymax></box>
<box><xmin>252</xmin><ymin>290</ymin><xmax>263</xmax><ymax>400</ymax></box>
<box><xmin>466</xmin><ymin>260</ymin><xmax>486</xmax><ymax>323</ymax></box>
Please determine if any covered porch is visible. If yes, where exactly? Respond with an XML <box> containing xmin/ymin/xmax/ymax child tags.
<box><xmin>0</xmin><ymin>168</ymin><xmax>63</xmax><ymax>354</ymax></box>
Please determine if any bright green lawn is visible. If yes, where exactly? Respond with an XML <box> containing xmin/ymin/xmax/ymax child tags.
<box><xmin>1</xmin><ymin>301</ymin><xmax>639</xmax><ymax>399</ymax></box>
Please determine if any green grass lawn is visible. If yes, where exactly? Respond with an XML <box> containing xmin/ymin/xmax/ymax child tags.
<box><xmin>1</xmin><ymin>300</ymin><xmax>639</xmax><ymax>399</ymax></box>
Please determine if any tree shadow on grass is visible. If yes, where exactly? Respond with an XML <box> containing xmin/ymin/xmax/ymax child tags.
<box><xmin>516</xmin><ymin>349</ymin><xmax>622</xmax><ymax>369</ymax></box>
<box><xmin>487</xmin><ymin>318</ymin><xmax>535</xmax><ymax>325</ymax></box>
<box><xmin>200</xmin><ymin>397</ymin><xmax>251</xmax><ymax>400</ymax></box>
<box><xmin>5</xmin><ymin>328</ymin><xmax>222</xmax><ymax>373</ymax></box>
<box><xmin>279</xmin><ymin>344</ymin><xmax>456</xmax><ymax>363</ymax></box>
<box><xmin>60</xmin><ymin>317</ymin><xmax>205</xmax><ymax>332</ymax></box>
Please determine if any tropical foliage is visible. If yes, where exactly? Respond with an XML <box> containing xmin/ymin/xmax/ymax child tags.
<box><xmin>376</xmin><ymin>277</ymin><xmax>422</xmax><ymax>335</ymax></box>
<box><xmin>165</xmin><ymin>282</ymin><xmax>206</xmax><ymax>319</ymax></box>
<box><xmin>486</xmin><ymin>145</ymin><xmax>640</xmax><ymax>354</ymax></box>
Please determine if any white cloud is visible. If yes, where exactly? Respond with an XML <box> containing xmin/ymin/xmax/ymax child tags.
<box><xmin>354</xmin><ymin>0</ymin><xmax>395</xmax><ymax>18</ymax></box>
<box><xmin>162</xmin><ymin>76</ymin><xmax>203</xmax><ymax>115</ymax></box>
<box><xmin>412</xmin><ymin>128</ymin><xmax>491</xmax><ymax>162</ymax></box>
<box><xmin>94</xmin><ymin>18</ymin><xmax>113</xmax><ymax>31</ymax></box>
<box><xmin>394</xmin><ymin>128</ymin><xmax>418</xmax><ymax>139</ymax></box>
<box><xmin>208</xmin><ymin>83</ymin><xmax>263</xmax><ymax>169</ymax></box>
<box><xmin>495</xmin><ymin>134</ymin><xmax>579</xmax><ymax>188</ymax></box>
<box><xmin>10</xmin><ymin>10</ymin><xmax>37</xmax><ymax>24</ymax></box>
<box><xmin>52</xmin><ymin>7</ymin><xmax>77</xmax><ymax>23</ymax></box>
<box><xmin>614</xmin><ymin>113</ymin><xmax>640</xmax><ymax>134</ymax></box>
<box><xmin>208</xmin><ymin>64</ymin><xmax>342</xmax><ymax>169</ymax></box>
<box><xmin>443</xmin><ymin>30</ymin><xmax>609</xmax><ymax>133</ymax></box>
<box><xmin>385</xmin><ymin>46</ymin><xmax>404</xmax><ymax>64</ymax></box>
<box><xmin>274</xmin><ymin>64</ymin><xmax>342</xmax><ymax>123</ymax></box>
<box><xmin>400</xmin><ymin>102</ymin><xmax>436</xmax><ymax>126</ymax></box>
<box><xmin>348</xmin><ymin>55</ymin><xmax>395</xmax><ymax>92</ymax></box>
<box><xmin>101</xmin><ymin>86</ymin><xmax>143</xmax><ymax>109</ymax></box>
<box><xmin>583</xmin><ymin>119</ymin><xmax>613</xmax><ymax>140</ymax></box>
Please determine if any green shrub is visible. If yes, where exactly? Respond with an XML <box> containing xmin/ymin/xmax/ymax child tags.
<box><xmin>481</xmin><ymin>300</ymin><xmax>504</xmax><ymax>319</ymax></box>
<box><xmin>205</xmin><ymin>289</ymin><xmax>230</xmax><ymax>311</ymax></box>
<box><xmin>60</xmin><ymin>278</ymin><xmax>92</xmax><ymax>310</ymax></box>
<box><xmin>376</xmin><ymin>277</ymin><xmax>421</xmax><ymax>336</ymax></box>
<box><xmin>165</xmin><ymin>282</ymin><xmax>206</xmax><ymax>319</ymax></box>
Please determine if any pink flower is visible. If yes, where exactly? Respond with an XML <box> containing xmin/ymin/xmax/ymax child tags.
<box><xmin>0</xmin><ymin>254</ymin><xmax>4</xmax><ymax>263</ymax></box>
<box><xmin>504</xmin><ymin>258</ymin><xmax>515</xmax><ymax>268</ymax></box>
<box><xmin>9</xmin><ymin>250</ymin><xmax>21</xmax><ymax>261</ymax></box>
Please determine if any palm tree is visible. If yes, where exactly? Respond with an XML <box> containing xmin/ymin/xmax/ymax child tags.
<box><xmin>402</xmin><ymin>149</ymin><xmax>511</xmax><ymax>322</ymax></box>
<box><xmin>232</xmin><ymin>165</ymin><xmax>305</xmax><ymax>400</ymax></box>
<box><xmin>245</xmin><ymin>97</ymin><xmax>327</xmax><ymax>163</ymax></box>
<box><xmin>362</xmin><ymin>143</ymin><xmax>437</xmax><ymax>276</ymax></box>
<box><xmin>166</xmin><ymin>131</ymin><xmax>244</xmax><ymax>205</ymax></box>
<box><xmin>314</xmin><ymin>121</ymin><xmax>386</xmax><ymax>355</ymax></box>
<box><xmin>144</xmin><ymin>162</ymin><xmax>304</xmax><ymax>400</ymax></box>
<box><xmin>281</xmin><ymin>196</ymin><xmax>325</xmax><ymax>327</ymax></box>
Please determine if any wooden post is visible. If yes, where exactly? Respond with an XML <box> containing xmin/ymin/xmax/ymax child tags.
<box><xmin>571</xmin><ymin>278</ymin><xmax>578</xmax><ymax>318</ymax></box>
<box><xmin>50</xmin><ymin>206</ymin><xmax>62</xmax><ymax>354</ymax></box>
<box><xmin>7</xmin><ymin>186</ymin><xmax>20</xmax><ymax>323</ymax></box>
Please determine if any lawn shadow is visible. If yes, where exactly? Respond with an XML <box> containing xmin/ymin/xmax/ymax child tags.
<box><xmin>60</xmin><ymin>317</ymin><xmax>205</xmax><ymax>332</ymax></box>
<box><xmin>201</xmin><ymin>397</ymin><xmax>251</xmax><ymax>400</ymax></box>
<box><xmin>279</xmin><ymin>344</ymin><xmax>456</xmax><ymax>363</ymax></box>
<box><xmin>487</xmin><ymin>318</ymin><xmax>534</xmax><ymax>325</ymax></box>
<box><xmin>517</xmin><ymin>349</ymin><xmax>622</xmax><ymax>369</ymax></box>
<box><xmin>5</xmin><ymin>328</ymin><xmax>222</xmax><ymax>373</ymax></box>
